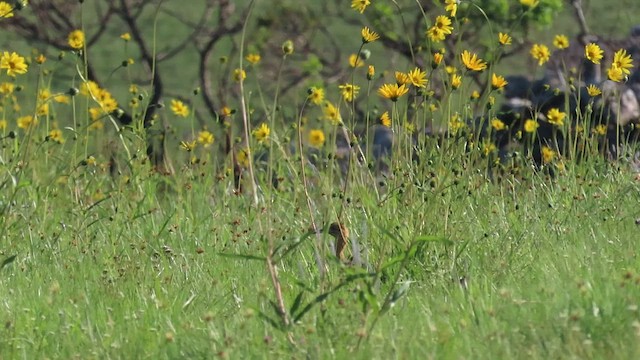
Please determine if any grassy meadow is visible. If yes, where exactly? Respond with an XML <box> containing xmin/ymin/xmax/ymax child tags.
<box><xmin>1</xmin><ymin>0</ymin><xmax>640</xmax><ymax>358</ymax></box>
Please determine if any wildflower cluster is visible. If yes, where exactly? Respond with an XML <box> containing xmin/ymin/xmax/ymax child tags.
<box><xmin>0</xmin><ymin>51</ymin><xmax>28</xmax><ymax>76</ymax></box>
<box><xmin>427</xmin><ymin>16</ymin><xmax>454</xmax><ymax>42</ymax></box>
<box><xmin>607</xmin><ymin>49</ymin><xmax>633</xmax><ymax>82</ymax></box>
<box><xmin>81</xmin><ymin>81</ymin><xmax>120</xmax><ymax>127</ymax></box>
<box><xmin>0</xmin><ymin>0</ymin><xmax>634</xmax><ymax>184</ymax></box>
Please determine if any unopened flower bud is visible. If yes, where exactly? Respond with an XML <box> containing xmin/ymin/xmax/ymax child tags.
<box><xmin>14</xmin><ymin>0</ymin><xmax>27</xmax><ymax>10</ymax></box>
<box><xmin>282</xmin><ymin>40</ymin><xmax>294</xmax><ymax>55</ymax></box>
<box><xmin>367</xmin><ymin>65</ymin><xmax>375</xmax><ymax>80</ymax></box>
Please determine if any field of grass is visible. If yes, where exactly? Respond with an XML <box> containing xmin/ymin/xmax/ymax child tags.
<box><xmin>2</xmin><ymin>1</ymin><xmax>640</xmax><ymax>359</ymax></box>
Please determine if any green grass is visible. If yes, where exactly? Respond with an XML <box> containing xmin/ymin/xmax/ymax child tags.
<box><xmin>2</xmin><ymin>153</ymin><xmax>640</xmax><ymax>358</ymax></box>
<box><xmin>2</xmin><ymin>1</ymin><xmax>640</xmax><ymax>359</ymax></box>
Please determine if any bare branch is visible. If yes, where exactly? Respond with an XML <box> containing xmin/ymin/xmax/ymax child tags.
<box><xmin>157</xmin><ymin>3</ymin><xmax>216</xmax><ymax>62</ymax></box>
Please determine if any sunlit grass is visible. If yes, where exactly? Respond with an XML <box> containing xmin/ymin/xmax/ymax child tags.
<box><xmin>1</xmin><ymin>0</ymin><xmax>640</xmax><ymax>358</ymax></box>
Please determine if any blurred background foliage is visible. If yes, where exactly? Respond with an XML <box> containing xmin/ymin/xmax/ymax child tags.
<box><xmin>0</xmin><ymin>0</ymin><xmax>639</xmax><ymax>168</ymax></box>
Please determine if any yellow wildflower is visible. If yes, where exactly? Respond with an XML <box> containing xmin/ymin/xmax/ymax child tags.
<box><xmin>308</xmin><ymin>129</ymin><xmax>325</xmax><ymax>148</ymax></box>
<box><xmin>349</xmin><ymin>53</ymin><xmax>364</xmax><ymax>68</ymax></box>
<box><xmin>89</xmin><ymin>107</ymin><xmax>105</xmax><ymax>121</ymax></box>
<box><xmin>546</xmin><ymin>108</ymin><xmax>565</xmax><ymax>126</ymax></box>
<box><xmin>432</xmin><ymin>52</ymin><xmax>444</xmax><ymax>68</ymax></box>
<box><xmin>236</xmin><ymin>148</ymin><xmax>250</xmax><ymax>167</ymax></box>
<box><xmin>245</xmin><ymin>53</ymin><xmax>261</xmax><ymax>65</ymax></box>
<box><xmin>0</xmin><ymin>82</ymin><xmax>15</xmax><ymax>95</ymax></box>
<box><xmin>81</xmin><ymin>80</ymin><xmax>101</xmax><ymax>97</ymax></box>
<box><xmin>35</xmin><ymin>54</ymin><xmax>46</xmax><ymax>64</ymax></box>
<box><xmin>307</xmin><ymin>86</ymin><xmax>325</xmax><ymax>105</ymax></box>
<box><xmin>498</xmin><ymin>32</ymin><xmax>512</xmax><ymax>46</ymax></box>
<box><xmin>338</xmin><ymin>83</ymin><xmax>360</xmax><ymax>102</ymax></box>
<box><xmin>405</xmin><ymin>122</ymin><xmax>415</xmax><ymax>134</ymax></box>
<box><xmin>607</xmin><ymin>65</ymin><xmax>624</xmax><ymax>82</ymax></box>
<box><xmin>0</xmin><ymin>52</ymin><xmax>28</xmax><ymax>77</ymax></box>
<box><xmin>68</xmin><ymin>30</ymin><xmax>85</xmax><ymax>49</ymax></box>
<box><xmin>427</xmin><ymin>15</ymin><xmax>453</xmax><ymax>42</ymax></box>
<box><xmin>367</xmin><ymin>65</ymin><xmax>375</xmax><ymax>80</ymax></box>
<box><xmin>54</xmin><ymin>94</ymin><xmax>70</xmax><ymax>104</ymax></box>
<box><xmin>378</xmin><ymin>83</ymin><xmax>409</xmax><ymax>102</ymax></box>
<box><xmin>612</xmin><ymin>49</ymin><xmax>633</xmax><ymax>75</ymax></box>
<box><xmin>170</xmin><ymin>99</ymin><xmax>189</xmax><ymax>117</ymax></box>
<box><xmin>444</xmin><ymin>0</ymin><xmax>457</xmax><ymax>17</ymax></box>
<box><xmin>524</xmin><ymin>119</ymin><xmax>539</xmax><ymax>133</ymax></box>
<box><xmin>395</xmin><ymin>71</ymin><xmax>411</xmax><ymax>85</ymax></box>
<box><xmin>461</xmin><ymin>50</ymin><xmax>487</xmax><ymax>71</ymax></box>
<box><xmin>407</xmin><ymin>67</ymin><xmax>428</xmax><ymax>88</ymax></box>
<box><xmin>592</xmin><ymin>124</ymin><xmax>607</xmax><ymax>136</ymax></box>
<box><xmin>37</xmin><ymin>103</ymin><xmax>49</xmax><ymax>116</ymax></box>
<box><xmin>449</xmin><ymin>113</ymin><xmax>465</xmax><ymax>133</ymax></box>
<box><xmin>220</xmin><ymin>106</ymin><xmax>234</xmax><ymax>117</ymax></box>
<box><xmin>585</xmin><ymin>43</ymin><xmax>603</xmax><ymax>64</ymax></box>
<box><xmin>361</xmin><ymin>27</ymin><xmax>379</xmax><ymax>43</ymax></box>
<box><xmin>451</xmin><ymin>74</ymin><xmax>462</xmax><ymax>89</ymax></box>
<box><xmin>553</xmin><ymin>35</ymin><xmax>569</xmax><ymax>49</ymax></box>
<box><xmin>0</xmin><ymin>2</ymin><xmax>14</xmax><ymax>18</ymax></box>
<box><xmin>491</xmin><ymin>73</ymin><xmax>508</xmax><ymax>90</ymax></box>
<box><xmin>17</xmin><ymin>115</ymin><xmax>36</xmax><ymax>130</ymax></box>
<box><xmin>233</xmin><ymin>68</ymin><xmax>246</xmax><ymax>82</ymax></box>
<box><xmin>253</xmin><ymin>123</ymin><xmax>270</xmax><ymax>144</ymax></box>
<box><xmin>180</xmin><ymin>140</ymin><xmax>197</xmax><ymax>152</ymax></box>
<box><xmin>380</xmin><ymin>111</ymin><xmax>391</xmax><ymax>127</ymax></box>
<box><xmin>530</xmin><ymin>44</ymin><xmax>550</xmax><ymax>66</ymax></box>
<box><xmin>198</xmin><ymin>130</ymin><xmax>214</xmax><ymax>148</ymax></box>
<box><xmin>541</xmin><ymin>146</ymin><xmax>555</xmax><ymax>163</ymax></box>
<box><xmin>48</xmin><ymin>128</ymin><xmax>65</xmax><ymax>144</ymax></box>
<box><xmin>491</xmin><ymin>118</ymin><xmax>506</xmax><ymax>131</ymax></box>
<box><xmin>323</xmin><ymin>102</ymin><xmax>342</xmax><ymax>125</ymax></box>
<box><xmin>351</xmin><ymin>0</ymin><xmax>370</xmax><ymax>13</ymax></box>
<box><xmin>586</xmin><ymin>84</ymin><xmax>601</xmax><ymax>97</ymax></box>
<box><xmin>482</xmin><ymin>142</ymin><xmax>497</xmax><ymax>156</ymax></box>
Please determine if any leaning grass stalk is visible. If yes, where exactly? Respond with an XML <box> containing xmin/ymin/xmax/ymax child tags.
<box><xmin>237</xmin><ymin>1</ymin><xmax>291</xmax><ymax>335</ymax></box>
<box><xmin>74</xmin><ymin>66</ymin><xmax>132</xmax><ymax>162</ymax></box>
<box><xmin>297</xmin><ymin>98</ymin><xmax>327</xmax><ymax>279</ymax></box>
<box><xmin>359</xmin><ymin>236</ymin><xmax>420</xmax><ymax>349</ymax></box>
<box><xmin>237</xmin><ymin>0</ymin><xmax>259</xmax><ymax>206</ymax></box>
<box><xmin>266</xmin><ymin>54</ymin><xmax>287</xmax><ymax>197</ymax></box>
<box><xmin>0</xmin><ymin>62</ymin><xmax>45</xmax><ymax>222</ymax></box>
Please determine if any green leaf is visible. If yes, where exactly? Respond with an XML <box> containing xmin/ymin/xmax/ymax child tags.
<box><xmin>1</xmin><ymin>254</ymin><xmax>16</xmax><ymax>271</ymax></box>
<box><xmin>380</xmin><ymin>255</ymin><xmax>405</xmax><ymax>270</ymax></box>
<box><xmin>293</xmin><ymin>272</ymin><xmax>375</xmax><ymax>322</ymax></box>
<box><xmin>389</xmin><ymin>281</ymin><xmax>411</xmax><ymax>304</ymax></box>
<box><xmin>414</xmin><ymin>235</ymin><xmax>452</xmax><ymax>245</ymax></box>
<box><xmin>256</xmin><ymin>309</ymin><xmax>283</xmax><ymax>331</ymax></box>
<box><xmin>362</xmin><ymin>282</ymin><xmax>380</xmax><ymax>313</ymax></box>
<box><xmin>217</xmin><ymin>253</ymin><xmax>267</xmax><ymax>262</ymax></box>
<box><xmin>290</xmin><ymin>291</ymin><xmax>305</xmax><ymax>318</ymax></box>
<box><xmin>274</xmin><ymin>231</ymin><xmax>315</xmax><ymax>262</ymax></box>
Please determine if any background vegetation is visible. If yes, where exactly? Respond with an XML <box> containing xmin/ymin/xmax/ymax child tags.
<box><xmin>1</xmin><ymin>0</ymin><xmax>640</xmax><ymax>358</ymax></box>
